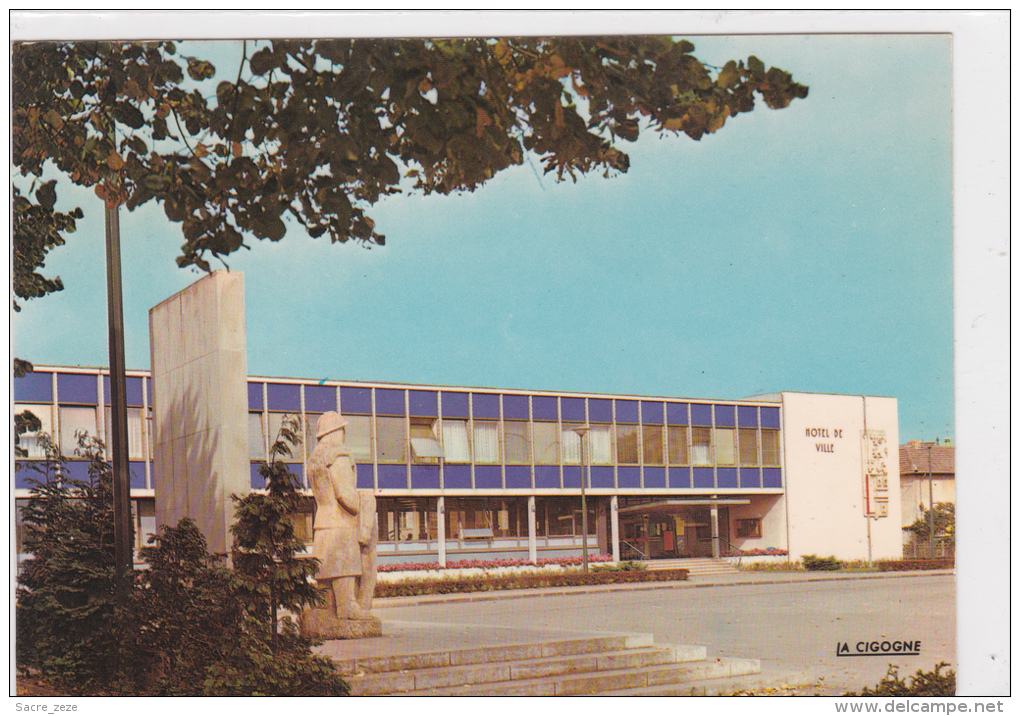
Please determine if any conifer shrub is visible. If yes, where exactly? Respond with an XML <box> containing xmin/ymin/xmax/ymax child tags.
<box><xmin>846</xmin><ymin>663</ymin><xmax>955</xmax><ymax>696</ymax></box>
<box><xmin>801</xmin><ymin>554</ymin><xmax>842</xmax><ymax>571</ymax></box>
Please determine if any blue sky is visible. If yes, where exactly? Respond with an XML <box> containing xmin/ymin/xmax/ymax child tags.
<box><xmin>11</xmin><ymin>30</ymin><xmax>956</xmax><ymax>442</ymax></box>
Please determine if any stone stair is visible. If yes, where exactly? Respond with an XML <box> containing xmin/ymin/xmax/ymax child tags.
<box><xmin>642</xmin><ymin>557</ymin><xmax>741</xmax><ymax>577</ymax></box>
<box><xmin>336</xmin><ymin>632</ymin><xmax>760</xmax><ymax>696</ymax></box>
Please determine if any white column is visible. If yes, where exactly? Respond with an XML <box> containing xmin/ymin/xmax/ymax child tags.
<box><xmin>437</xmin><ymin>496</ymin><xmax>447</xmax><ymax>567</ymax></box>
<box><xmin>610</xmin><ymin>495</ymin><xmax>620</xmax><ymax>562</ymax></box>
<box><xmin>528</xmin><ymin>495</ymin><xmax>537</xmax><ymax>563</ymax></box>
<box><xmin>710</xmin><ymin>504</ymin><xmax>720</xmax><ymax>559</ymax></box>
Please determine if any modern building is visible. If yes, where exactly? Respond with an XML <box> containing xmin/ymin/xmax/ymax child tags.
<box><xmin>14</xmin><ymin>272</ymin><xmax>903</xmax><ymax>566</ymax></box>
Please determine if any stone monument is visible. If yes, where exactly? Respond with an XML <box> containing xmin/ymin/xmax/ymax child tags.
<box><xmin>300</xmin><ymin>412</ymin><xmax>382</xmax><ymax>639</ymax></box>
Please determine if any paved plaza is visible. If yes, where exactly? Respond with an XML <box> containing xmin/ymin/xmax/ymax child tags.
<box><xmin>363</xmin><ymin>571</ymin><xmax>955</xmax><ymax>695</ymax></box>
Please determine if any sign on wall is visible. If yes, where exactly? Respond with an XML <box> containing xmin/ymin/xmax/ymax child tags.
<box><xmin>863</xmin><ymin>429</ymin><xmax>890</xmax><ymax>518</ymax></box>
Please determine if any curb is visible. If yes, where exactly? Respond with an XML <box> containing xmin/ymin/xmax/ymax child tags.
<box><xmin>374</xmin><ymin>569</ymin><xmax>955</xmax><ymax>608</ymax></box>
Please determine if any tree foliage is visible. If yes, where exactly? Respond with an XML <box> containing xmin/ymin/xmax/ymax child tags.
<box><xmin>11</xmin><ymin>36</ymin><xmax>807</xmax><ymax>276</ymax></box>
<box><xmin>906</xmin><ymin>502</ymin><xmax>955</xmax><ymax>545</ymax></box>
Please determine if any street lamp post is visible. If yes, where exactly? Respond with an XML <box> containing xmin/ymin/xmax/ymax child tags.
<box><xmin>572</xmin><ymin>426</ymin><xmax>591</xmax><ymax>574</ymax></box>
<box><xmin>927</xmin><ymin>441</ymin><xmax>935</xmax><ymax>558</ymax></box>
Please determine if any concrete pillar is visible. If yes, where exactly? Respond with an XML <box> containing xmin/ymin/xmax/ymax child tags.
<box><xmin>528</xmin><ymin>495</ymin><xmax>538</xmax><ymax>563</ymax></box>
<box><xmin>437</xmin><ymin>496</ymin><xmax>446</xmax><ymax>567</ymax></box>
<box><xmin>710</xmin><ymin>504</ymin><xmax>720</xmax><ymax>559</ymax></box>
<box><xmin>610</xmin><ymin>495</ymin><xmax>620</xmax><ymax>562</ymax></box>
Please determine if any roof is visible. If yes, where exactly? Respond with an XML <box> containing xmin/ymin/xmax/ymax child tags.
<box><xmin>899</xmin><ymin>441</ymin><xmax>955</xmax><ymax>477</ymax></box>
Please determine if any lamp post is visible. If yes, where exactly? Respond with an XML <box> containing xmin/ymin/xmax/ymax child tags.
<box><xmin>927</xmin><ymin>441</ymin><xmax>935</xmax><ymax>558</ymax></box>
<box><xmin>572</xmin><ymin>425</ymin><xmax>591</xmax><ymax>574</ymax></box>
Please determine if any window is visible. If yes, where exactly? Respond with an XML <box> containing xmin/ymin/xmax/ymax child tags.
<box><xmin>715</xmin><ymin>428</ymin><xmax>735</xmax><ymax>466</ymax></box>
<box><xmin>441</xmin><ymin>420</ymin><xmax>471</xmax><ymax>463</ymax></box>
<box><xmin>345</xmin><ymin>414</ymin><xmax>374</xmax><ymax>462</ymax></box>
<box><xmin>642</xmin><ymin>424</ymin><xmax>664</xmax><ymax>465</ymax></box>
<box><xmin>378</xmin><ymin>497</ymin><xmax>438</xmax><ymax>542</ymax></box>
<box><xmin>473</xmin><ymin>420</ymin><xmax>500</xmax><ymax>464</ymax></box>
<box><xmin>248</xmin><ymin>412</ymin><xmax>266</xmax><ymax>460</ymax></box>
<box><xmin>410</xmin><ymin>420</ymin><xmax>443</xmax><ymax>463</ymax></box>
<box><xmin>691</xmin><ymin>427</ymin><xmax>713</xmax><ymax>466</ymax></box>
<box><xmin>561</xmin><ymin>425</ymin><xmax>581</xmax><ymax>465</ymax></box>
<box><xmin>267</xmin><ymin>413</ymin><xmax>302</xmax><ymax>462</ymax></box>
<box><xmin>533</xmin><ymin>422</ymin><xmax>559</xmax><ymax>464</ymax></box>
<box><xmin>616</xmin><ymin>424</ymin><xmax>639</xmax><ymax>465</ymax></box>
<box><xmin>761</xmin><ymin>429</ymin><xmax>781</xmax><ymax>466</ymax></box>
<box><xmin>376</xmin><ymin>416</ymin><xmax>406</xmax><ymax>463</ymax></box>
<box><xmin>589</xmin><ymin>425</ymin><xmax>614</xmax><ymax>465</ymax></box>
<box><xmin>735</xmin><ymin>518</ymin><xmax>762</xmax><ymax>539</ymax></box>
<box><xmin>59</xmin><ymin>406</ymin><xmax>97</xmax><ymax>456</ymax></box>
<box><xmin>739</xmin><ymin>428</ymin><xmax>759</xmax><ymax>466</ymax></box>
<box><xmin>15</xmin><ymin>404</ymin><xmax>53</xmax><ymax>459</ymax></box>
<box><xmin>667</xmin><ymin>425</ymin><xmax>688</xmax><ymax>465</ymax></box>
<box><xmin>503</xmin><ymin>421</ymin><xmax>531</xmax><ymax>464</ymax></box>
<box><xmin>105</xmin><ymin>407</ymin><xmax>146</xmax><ymax>459</ymax></box>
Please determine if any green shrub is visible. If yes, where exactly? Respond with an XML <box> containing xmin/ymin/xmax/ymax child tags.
<box><xmin>802</xmin><ymin>554</ymin><xmax>842</xmax><ymax>571</ymax></box>
<box><xmin>593</xmin><ymin>560</ymin><xmax>647</xmax><ymax>572</ymax></box>
<box><xmin>876</xmin><ymin>558</ymin><xmax>954</xmax><ymax>572</ymax></box>
<box><xmin>739</xmin><ymin>560</ymin><xmax>803</xmax><ymax>572</ymax></box>
<box><xmin>846</xmin><ymin>663</ymin><xmax>955</xmax><ymax>696</ymax></box>
<box><xmin>376</xmin><ymin>567</ymin><xmax>687</xmax><ymax>597</ymax></box>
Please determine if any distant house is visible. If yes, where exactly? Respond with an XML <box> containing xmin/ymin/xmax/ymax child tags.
<box><xmin>899</xmin><ymin>440</ymin><xmax>955</xmax><ymax>528</ymax></box>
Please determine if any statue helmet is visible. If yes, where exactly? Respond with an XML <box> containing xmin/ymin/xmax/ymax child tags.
<box><xmin>315</xmin><ymin>412</ymin><xmax>348</xmax><ymax>439</ymax></box>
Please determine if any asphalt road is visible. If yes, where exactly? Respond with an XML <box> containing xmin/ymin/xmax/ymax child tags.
<box><xmin>378</xmin><ymin>574</ymin><xmax>955</xmax><ymax>694</ymax></box>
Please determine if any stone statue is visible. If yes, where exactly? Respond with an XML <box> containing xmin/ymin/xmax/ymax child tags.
<box><xmin>300</xmin><ymin>412</ymin><xmax>381</xmax><ymax>639</ymax></box>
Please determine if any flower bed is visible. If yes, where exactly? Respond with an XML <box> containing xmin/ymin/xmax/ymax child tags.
<box><xmin>377</xmin><ymin>554</ymin><xmax>613</xmax><ymax>573</ymax></box>
<box><xmin>374</xmin><ymin>568</ymin><xmax>688</xmax><ymax>598</ymax></box>
<box><xmin>721</xmin><ymin>548</ymin><xmax>788</xmax><ymax>557</ymax></box>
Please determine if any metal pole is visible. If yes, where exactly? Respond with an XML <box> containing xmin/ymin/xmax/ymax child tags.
<box><xmin>104</xmin><ymin>202</ymin><xmax>134</xmax><ymax>607</ymax></box>
<box><xmin>573</xmin><ymin>426</ymin><xmax>591</xmax><ymax>574</ymax></box>
<box><xmin>928</xmin><ymin>442</ymin><xmax>935</xmax><ymax>558</ymax></box>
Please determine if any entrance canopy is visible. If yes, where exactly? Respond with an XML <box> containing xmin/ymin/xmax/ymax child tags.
<box><xmin>617</xmin><ymin>498</ymin><xmax>750</xmax><ymax>516</ymax></box>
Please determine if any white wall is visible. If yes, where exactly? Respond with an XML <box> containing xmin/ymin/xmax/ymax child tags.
<box><xmin>781</xmin><ymin>392</ymin><xmax>902</xmax><ymax>561</ymax></box>
<box><xmin>728</xmin><ymin>495</ymin><xmax>787</xmax><ymax>553</ymax></box>
<box><xmin>149</xmin><ymin>271</ymin><xmax>250</xmax><ymax>554</ymax></box>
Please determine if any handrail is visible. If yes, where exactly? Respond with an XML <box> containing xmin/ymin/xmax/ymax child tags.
<box><xmin>620</xmin><ymin>540</ymin><xmax>648</xmax><ymax>560</ymax></box>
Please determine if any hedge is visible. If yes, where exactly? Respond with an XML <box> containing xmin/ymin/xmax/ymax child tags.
<box><xmin>875</xmin><ymin>558</ymin><xmax>954</xmax><ymax>572</ymax></box>
<box><xmin>375</xmin><ymin>568</ymin><xmax>688</xmax><ymax>598</ymax></box>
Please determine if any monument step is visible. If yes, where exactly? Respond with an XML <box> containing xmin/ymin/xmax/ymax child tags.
<box><xmin>600</xmin><ymin>668</ymin><xmax>817</xmax><ymax>696</ymax></box>
<box><xmin>347</xmin><ymin>643</ymin><xmax>707</xmax><ymax>695</ymax></box>
<box><xmin>402</xmin><ymin>656</ymin><xmax>762</xmax><ymax>696</ymax></box>
<box><xmin>335</xmin><ymin>632</ymin><xmax>654</xmax><ymax>677</ymax></box>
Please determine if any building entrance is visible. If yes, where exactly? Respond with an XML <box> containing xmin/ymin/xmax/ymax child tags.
<box><xmin>617</xmin><ymin>499</ymin><xmax>733</xmax><ymax>561</ymax></box>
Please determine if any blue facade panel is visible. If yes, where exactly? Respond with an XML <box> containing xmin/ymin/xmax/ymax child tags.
<box><xmin>267</xmin><ymin>383</ymin><xmax>301</xmax><ymax>411</ymax></box>
<box><xmin>304</xmin><ymin>384</ymin><xmax>337</xmax><ymax>413</ymax></box>
<box><xmin>472</xmin><ymin>393</ymin><xmax>500</xmax><ymax>419</ymax></box>
<box><xmin>129</xmin><ymin>461</ymin><xmax>147</xmax><ymax>489</ymax></box>
<box><xmin>560</xmin><ymin>397</ymin><xmax>585</xmax><ymax>422</ymax></box>
<box><xmin>474</xmin><ymin>465</ymin><xmax>502</xmax><ymax>489</ymax></box>
<box><xmin>356</xmin><ymin>464</ymin><xmax>374</xmax><ymax>489</ymax></box>
<box><xmin>534</xmin><ymin>465</ymin><xmax>560</xmax><ymax>489</ymax></box>
<box><xmin>763</xmin><ymin>468</ymin><xmax>783</xmax><ymax>488</ymax></box>
<box><xmin>644</xmin><ymin>466</ymin><xmax>666</xmax><ymax>488</ymax></box>
<box><xmin>693</xmin><ymin>467</ymin><xmax>715</xmax><ymax>488</ymax></box>
<box><xmin>15</xmin><ymin>463</ymin><xmax>45</xmax><ymax>488</ymax></box>
<box><xmin>250</xmin><ymin>463</ymin><xmax>265</xmax><ymax>489</ymax></box>
<box><xmin>690</xmin><ymin>404</ymin><xmax>713</xmax><ymax>426</ymax></box>
<box><xmin>15</xmin><ymin>371</ymin><xmax>53</xmax><ymax>403</ymax></box>
<box><xmin>378</xmin><ymin>464</ymin><xmax>408</xmax><ymax>489</ymax></box>
<box><xmin>738</xmin><ymin>405</ymin><xmax>759</xmax><ymax>427</ymax></box>
<box><xmin>761</xmin><ymin>407</ymin><xmax>781</xmax><ymax>429</ymax></box>
<box><xmin>640</xmin><ymin>401</ymin><xmax>664</xmax><ymax>425</ymax></box>
<box><xmin>740</xmin><ymin>467</ymin><xmax>761</xmax><ymax>488</ymax></box>
<box><xmin>58</xmin><ymin>373</ymin><xmax>97</xmax><ymax>404</ymax></box>
<box><xmin>411</xmin><ymin>465</ymin><xmax>440</xmax><ymax>490</ymax></box>
<box><xmin>666</xmin><ymin>402</ymin><xmax>689</xmax><ymax>425</ymax></box>
<box><xmin>562</xmin><ymin>465</ymin><xmax>582</xmax><ymax>488</ymax></box>
<box><xmin>533</xmin><ymin>396</ymin><xmax>558</xmax><ymax>421</ymax></box>
<box><xmin>444</xmin><ymin>465</ymin><xmax>472</xmax><ymax>489</ymax></box>
<box><xmin>288</xmin><ymin>463</ymin><xmax>304</xmax><ymax>486</ymax></box>
<box><xmin>502</xmin><ymin>394</ymin><xmax>529</xmax><ymax>420</ymax></box>
<box><xmin>340</xmin><ymin>387</ymin><xmax>372</xmax><ymax>415</ymax></box>
<box><xmin>591</xmin><ymin>466</ymin><xmax>616</xmax><ymax>489</ymax></box>
<box><xmin>248</xmin><ymin>382</ymin><xmax>264</xmax><ymax>410</ymax></box>
<box><xmin>375</xmin><ymin>388</ymin><xmax>405</xmax><ymax>416</ymax></box>
<box><xmin>103</xmin><ymin>376</ymin><xmax>144</xmax><ymax>407</ymax></box>
<box><xmin>717</xmin><ymin>467</ymin><xmax>738</xmax><ymax>488</ymax></box>
<box><xmin>505</xmin><ymin>465</ymin><xmax>531</xmax><ymax>489</ymax></box>
<box><xmin>617</xmin><ymin>466</ymin><xmax>640</xmax><ymax>488</ymax></box>
<box><xmin>588</xmin><ymin>399</ymin><xmax>612</xmax><ymax>423</ymax></box>
<box><xmin>408</xmin><ymin>390</ymin><xmax>438</xmax><ymax>417</ymax></box>
<box><xmin>714</xmin><ymin>405</ymin><xmax>736</xmax><ymax>427</ymax></box>
<box><xmin>668</xmin><ymin>467</ymin><xmax>691</xmax><ymax>489</ymax></box>
<box><xmin>441</xmin><ymin>392</ymin><xmax>470</xmax><ymax>418</ymax></box>
<box><xmin>615</xmin><ymin>399</ymin><xmax>639</xmax><ymax>423</ymax></box>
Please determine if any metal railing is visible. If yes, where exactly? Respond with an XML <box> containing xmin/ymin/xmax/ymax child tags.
<box><xmin>620</xmin><ymin>540</ymin><xmax>648</xmax><ymax>561</ymax></box>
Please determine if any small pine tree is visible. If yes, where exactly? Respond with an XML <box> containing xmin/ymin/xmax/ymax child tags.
<box><xmin>230</xmin><ymin>414</ymin><xmax>322</xmax><ymax>647</ymax></box>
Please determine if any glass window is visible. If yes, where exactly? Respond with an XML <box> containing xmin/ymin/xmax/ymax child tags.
<box><xmin>441</xmin><ymin>420</ymin><xmax>471</xmax><ymax>463</ymax></box>
<box><xmin>248</xmin><ymin>412</ymin><xmax>266</xmax><ymax>460</ymax></box>
<box><xmin>589</xmin><ymin>425</ymin><xmax>614</xmax><ymax>465</ymax></box>
<box><xmin>533</xmin><ymin>422</ymin><xmax>559</xmax><ymax>464</ymax></box>
<box><xmin>410</xmin><ymin>420</ymin><xmax>443</xmax><ymax>463</ymax></box>
<box><xmin>715</xmin><ymin>428</ymin><xmax>735</xmax><ymax>466</ymax></box>
<box><xmin>378</xmin><ymin>497</ymin><xmax>437</xmax><ymax>542</ymax></box>
<box><xmin>473</xmin><ymin>420</ymin><xmax>500</xmax><ymax>464</ymax></box>
<box><xmin>691</xmin><ymin>427</ymin><xmax>713</xmax><ymax>466</ymax></box>
<box><xmin>105</xmin><ymin>407</ymin><xmax>145</xmax><ymax>460</ymax></box>
<box><xmin>616</xmin><ymin>424</ymin><xmax>639</xmax><ymax>464</ymax></box>
<box><xmin>59</xmin><ymin>406</ymin><xmax>97</xmax><ymax>457</ymax></box>
<box><xmin>761</xmin><ymin>429</ymin><xmax>781</xmax><ymax>466</ymax></box>
<box><xmin>667</xmin><ymin>425</ymin><xmax>688</xmax><ymax>465</ymax></box>
<box><xmin>739</xmin><ymin>428</ymin><xmax>759</xmax><ymax>466</ymax></box>
<box><xmin>376</xmin><ymin>416</ymin><xmax>406</xmax><ymax>463</ymax></box>
<box><xmin>561</xmin><ymin>424</ymin><xmax>582</xmax><ymax>465</ymax></box>
<box><xmin>642</xmin><ymin>424</ymin><xmax>664</xmax><ymax>465</ymax></box>
<box><xmin>267</xmin><ymin>413</ymin><xmax>302</xmax><ymax>461</ymax></box>
<box><xmin>735</xmin><ymin>518</ymin><xmax>762</xmax><ymax>538</ymax></box>
<box><xmin>15</xmin><ymin>404</ymin><xmax>53</xmax><ymax>459</ymax></box>
<box><xmin>346</xmin><ymin>414</ymin><xmax>374</xmax><ymax>462</ymax></box>
<box><xmin>503</xmin><ymin>421</ymin><xmax>531</xmax><ymax>464</ymax></box>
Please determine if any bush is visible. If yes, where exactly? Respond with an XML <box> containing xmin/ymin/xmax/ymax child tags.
<box><xmin>846</xmin><ymin>663</ymin><xmax>955</xmax><ymax>696</ymax></box>
<box><xmin>375</xmin><ymin>567</ymin><xmax>687</xmax><ymax>597</ymax></box>
<box><xmin>802</xmin><ymin>554</ymin><xmax>842</xmax><ymax>571</ymax></box>
<box><xmin>876</xmin><ymin>558</ymin><xmax>954</xmax><ymax>572</ymax></box>
<box><xmin>593</xmin><ymin>560</ymin><xmax>647</xmax><ymax>572</ymax></box>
